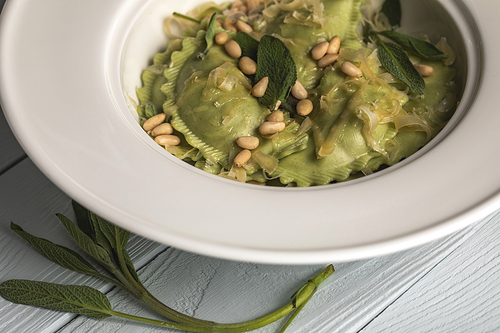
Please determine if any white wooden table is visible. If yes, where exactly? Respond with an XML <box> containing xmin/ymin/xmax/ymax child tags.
<box><xmin>1</xmin><ymin>4</ymin><xmax>500</xmax><ymax>333</ymax></box>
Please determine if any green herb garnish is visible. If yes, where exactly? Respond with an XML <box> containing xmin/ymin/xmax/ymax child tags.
<box><xmin>197</xmin><ymin>12</ymin><xmax>217</xmax><ymax>60</ymax></box>
<box><xmin>0</xmin><ymin>280</ymin><xmax>114</xmax><ymax>319</ymax></box>
<box><xmin>369</xmin><ymin>1</ymin><xmax>449</xmax><ymax>95</ymax></box>
<box><xmin>254</xmin><ymin>35</ymin><xmax>297</xmax><ymax>108</ymax></box>
<box><xmin>235</xmin><ymin>33</ymin><xmax>297</xmax><ymax>110</ymax></box>
<box><xmin>380</xmin><ymin>0</ymin><xmax>401</xmax><ymax>28</ymax></box>
<box><xmin>377</xmin><ymin>30</ymin><xmax>449</xmax><ymax>60</ymax></box>
<box><xmin>374</xmin><ymin>34</ymin><xmax>426</xmax><ymax>95</ymax></box>
<box><xmin>172</xmin><ymin>12</ymin><xmax>201</xmax><ymax>24</ymax></box>
<box><xmin>236</xmin><ymin>31</ymin><xmax>259</xmax><ymax>62</ymax></box>
<box><xmin>9</xmin><ymin>222</ymin><xmax>101</xmax><ymax>276</ymax></box>
<box><xmin>1</xmin><ymin>201</ymin><xmax>334</xmax><ymax>332</ymax></box>
<box><xmin>144</xmin><ymin>102</ymin><xmax>156</xmax><ymax>118</ymax></box>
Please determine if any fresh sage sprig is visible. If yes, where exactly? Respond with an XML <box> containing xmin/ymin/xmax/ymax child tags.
<box><xmin>0</xmin><ymin>200</ymin><xmax>334</xmax><ymax>332</ymax></box>
<box><xmin>255</xmin><ymin>35</ymin><xmax>297</xmax><ymax>108</ymax></box>
<box><xmin>377</xmin><ymin>30</ymin><xmax>449</xmax><ymax>60</ymax></box>
<box><xmin>380</xmin><ymin>0</ymin><xmax>401</xmax><ymax>28</ymax></box>
<box><xmin>371</xmin><ymin>30</ymin><xmax>449</xmax><ymax>95</ymax></box>
<box><xmin>370</xmin><ymin>0</ymin><xmax>449</xmax><ymax>95</ymax></box>
<box><xmin>0</xmin><ymin>267</ymin><xmax>334</xmax><ymax>333</ymax></box>
<box><xmin>374</xmin><ymin>34</ymin><xmax>426</xmax><ymax>95</ymax></box>
<box><xmin>236</xmin><ymin>32</ymin><xmax>297</xmax><ymax>110</ymax></box>
<box><xmin>197</xmin><ymin>12</ymin><xmax>218</xmax><ymax>60</ymax></box>
<box><xmin>236</xmin><ymin>31</ymin><xmax>259</xmax><ymax>62</ymax></box>
<box><xmin>145</xmin><ymin>102</ymin><xmax>157</xmax><ymax>118</ymax></box>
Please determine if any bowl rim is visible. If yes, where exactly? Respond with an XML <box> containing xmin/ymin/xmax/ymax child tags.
<box><xmin>1</xmin><ymin>0</ymin><xmax>498</xmax><ymax>264</ymax></box>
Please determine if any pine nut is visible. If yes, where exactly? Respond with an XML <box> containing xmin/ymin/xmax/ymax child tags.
<box><xmin>311</xmin><ymin>41</ymin><xmax>329</xmax><ymax>60</ymax></box>
<box><xmin>236</xmin><ymin>136</ymin><xmax>259</xmax><ymax>149</ymax></box>
<box><xmin>234</xmin><ymin>149</ymin><xmax>252</xmax><ymax>167</ymax></box>
<box><xmin>274</xmin><ymin>100</ymin><xmax>281</xmax><ymax>110</ymax></box>
<box><xmin>239</xmin><ymin>56</ymin><xmax>257</xmax><ymax>75</ymax></box>
<box><xmin>291</xmin><ymin>80</ymin><xmax>308</xmax><ymax>100</ymax></box>
<box><xmin>236</xmin><ymin>20</ymin><xmax>253</xmax><ymax>34</ymax></box>
<box><xmin>247</xmin><ymin>0</ymin><xmax>260</xmax><ymax>12</ymax></box>
<box><xmin>266</xmin><ymin>110</ymin><xmax>284</xmax><ymax>122</ymax></box>
<box><xmin>296</xmin><ymin>99</ymin><xmax>313</xmax><ymax>116</ymax></box>
<box><xmin>151</xmin><ymin>123</ymin><xmax>173</xmax><ymax>136</ymax></box>
<box><xmin>318</xmin><ymin>53</ymin><xmax>339</xmax><ymax>68</ymax></box>
<box><xmin>225</xmin><ymin>40</ymin><xmax>242</xmax><ymax>58</ymax></box>
<box><xmin>155</xmin><ymin>134</ymin><xmax>180</xmax><ymax>146</ymax></box>
<box><xmin>252</xmin><ymin>77</ymin><xmax>269</xmax><ymax>97</ymax></box>
<box><xmin>230</xmin><ymin>0</ymin><xmax>243</xmax><ymax>9</ymax></box>
<box><xmin>143</xmin><ymin>113</ymin><xmax>166</xmax><ymax>131</ymax></box>
<box><xmin>414</xmin><ymin>64</ymin><xmax>433</xmax><ymax>77</ymax></box>
<box><xmin>215</xmin><ymin>31</ymin><xmax>228</xmax><ymax>45</ymax></box>
<box><xmin>341</xmin><ymin>61</ymin><xmax>363</xmax><ymax>78</ymax></box>
<box><xmin>259</xmin><ymin>121</ymin><xmax>286</xmax><ymax>135</ymax></box>
<box><xmin>231</xmin><ymin>4</ymin><xmax>247</xmax><ymax>13</ymax></box>
<box><xmin>222</xmin><ymin>19</ymin><xmax>237</xmax><ymax>33</ymax></box>
<box><xmin>327</xmin><ymin>35</ymin><xmax>341</xmax><ymax>54</ymax></box>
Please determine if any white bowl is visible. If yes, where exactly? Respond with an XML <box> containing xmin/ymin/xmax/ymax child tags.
<box><xmin>1</xmin><ymin>0</ymin><xmax>498</xmax><ymax>264</ymax></box>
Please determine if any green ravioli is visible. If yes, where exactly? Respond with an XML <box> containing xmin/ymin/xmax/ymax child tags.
<box><xmin>136</xmin><ymin>0</ymin><xmax>459</xmax><ymax>187</ymax></box>
<box><xmin>164</xmin><ymin>34</ymin><xmax>309</xmax><ymax>171</ymax></box>
<box><xmin>261</xmin><ymin>0</ymin><xmax>365</xmax><ymax>89</ymax></box>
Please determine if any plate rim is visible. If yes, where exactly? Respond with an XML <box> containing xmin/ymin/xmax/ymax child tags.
<box><xmin>1</xmin><ymin>0</ymin><xmax>498</xmax><ymax>264</ymax></box>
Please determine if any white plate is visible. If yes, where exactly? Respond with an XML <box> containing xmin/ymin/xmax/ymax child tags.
<box><xmin>0</xmin><ymin>0</ymin><xmax>498</xmax><ymax>264</ymax></box>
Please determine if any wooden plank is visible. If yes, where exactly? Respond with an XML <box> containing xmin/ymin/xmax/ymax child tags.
<box><xmin>0</xmin><ymin>106</ymin><xmax>26</xmax><ymax>174</ymax></box>
<box><xmin>359</xmin><ymin>211</ymin><xmax>500</xmax><ymax>333</ymax></box>
<box><xmin>1</xmin><ymin>118</ymin><xmax>496</xmax><ymax>333</ymax></box>
<box><xmin>58</xmin><ymin>215</ymin><xmax>491</xmax><ymax>333</ymax></box>
<box><xmin>0</xmin><ymin>159</ymin><xmax>165</xmax><ymax>333</ymax></box>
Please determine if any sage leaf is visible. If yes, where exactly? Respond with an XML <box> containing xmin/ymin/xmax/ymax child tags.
<box><xmin>236</xmin><ymin>31</ymin><xmax>259</xmax><ymax>61</ymax></box>
<box><xmin>378</xmin><ymin>30</ymin><xmax>449</xmax><ymax>60</ymax></box>
<box><xmin>57</xmin><ymin>213</ymin><xmax>112</xmax><ymax>264</ymax></box>
<box><xmin>72</xmin><ymin>200</ymin><xmax>94</xmax><ymax>239</ymax></box>
<box><xmin>72</xmin><ymin>200</ymin><xmax>114</xmax><ymax>256</ymax></box>
<box><xmin>197</xmin><ymin>12</ymin><xmax>217</xmax><ymax>60</ymax></box>
<box><xmin>376</xmin><ymin>38</ymin><xmax>425</xmax><ymax>95</ymax></box>
<box><xmin>255</xmin><ymin>35</ymin><xmax>297</xmax><ymax>107</ymax></box>
<box><xmin>123</xmin><ymin>250</ymin><xmax>141</xmax><ymax>284</ymax></box>
<box><xmin>0</xmin><ymin>280</ymin><xmax>112</xmax><ymax>319</ymax></box>
<box><xmin>82</xmin><ymin>210</ymin><xmax>135</xmax><ymax>281</ymax></box>
<box><xmin>280</xmin><ymin>94</ymin><xmax>300</xmax><ymax>114</ymax></box>
<box><xmin>10</xmin><ymin>222</ymin><xmax>100</xmax><ymax>276</ymax></box>
<box><xmin>145</xmin><ymin>102</ymin><xmax>156</xmax><ymax>118</ymax></box>
<box><xmin>93</xmin><ymin>215</ymin><xmax>130</xmax><ymax>252</ymax></box>
<box><xmin>381</xmin><ymin>0</ymin><xmax>401</xmax><ymax>27</ymax></box>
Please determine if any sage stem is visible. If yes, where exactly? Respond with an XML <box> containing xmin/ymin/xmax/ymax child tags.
<box><xmin>105</xmin><ymin>309</ymin><xmax>215</xmax><ymax>332</ymax></box>
<box><xmin>113</xmin><ymin>236</ymin><xmax>333</xmax><ymax>333</ymax></box>
<box><xmin>104</xmin><ymin>265</ymin><xmax>334</xmax><ymax>333</ymax></box>
<box><xmin>277</xmin><ymin>291</ymin><xmax>314</xmax><ymax>333</ymax></box>
<box><xmin>113</xmin><ymin>230</ymin><xmax>212</xmax><ymax>326</ymax></box>
<box><xmin>216</xmin><ymin>265</ymin><xmax>333</xmax><ymax>331</ymax></box>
